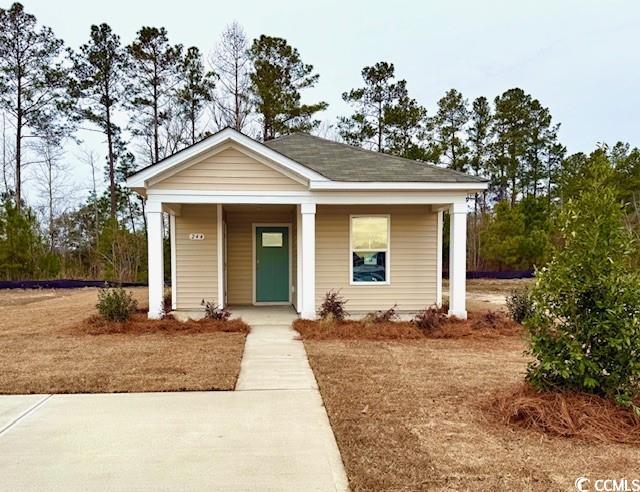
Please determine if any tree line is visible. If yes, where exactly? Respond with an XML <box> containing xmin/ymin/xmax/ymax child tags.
<box><xmin>0</xmin><ymin>2</ymin><xmax>637</xmax><ymax>281</ymax></box>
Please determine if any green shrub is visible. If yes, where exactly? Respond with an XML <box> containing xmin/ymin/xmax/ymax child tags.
<box><xmin>201</xmin><ymin>300</ymin><xmax>231</xmax><ymax>321</ymax></box>
<box><xmin>96</xmin><ymin>286</ymin><xmax>138</xmax><ymax>322</ymax></box>
<box><xmin>506</xmin><ymin>287</ymin><xmax>534</xmax><ymax>323</ymax></box>
<box><xmin>525</xmin><ymin>154</ymin><xmax>640</xmax><ymax>409</ymax></box>
<box><xmin>318</xmin><ymin>290</ymin><xmax>348</xmax><ymax>321</ymax></box>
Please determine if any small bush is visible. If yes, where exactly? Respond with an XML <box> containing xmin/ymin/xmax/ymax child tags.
<box><xmin>525</xmin><ymin>154</ymin><xmax>640</xmax><ymax>409</ymax></box>
<box><xmin>506</xmin><ymin>287</ymin><xmax>533</xmax><ymax>323</ymax></box>
<box><xmin>318</xmin><ymin>290</ymin><xmax>348</xmax><ymax>321</ymax></box>
<box><xmin>201</xmin><ymin>300</ymin><xmax>231</xmax><ymax>321</ymax></box>
<box><xmin>96</xmin><ymin>286</ymin><xmax>138</xmax><ymax>322</ymax></box>
<box><xmin>363</xmin><ymin>304</ymin><xmax>399</xmax><ymax>325</ymax></box>
<box><xmin>412</xmin><ymin>305</ymin><xmax>447</xmax><ymax>333</ymax></box>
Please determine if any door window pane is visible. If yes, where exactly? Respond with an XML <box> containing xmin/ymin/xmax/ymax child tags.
<box><xmin>262</xmin><ymin>232</ymin><xmax>283</xmax><ymax>247</ymax></box>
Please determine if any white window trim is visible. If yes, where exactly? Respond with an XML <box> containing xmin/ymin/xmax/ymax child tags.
<box><xmin>349</xmin><ymin>214</ymin><xmax>391</xmax><ymax>286</ymax></box>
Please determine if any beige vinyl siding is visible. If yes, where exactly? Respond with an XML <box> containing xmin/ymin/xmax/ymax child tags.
<box><xmin>174</xmin><ymin>204</ymin><xmax>217</xmax><ymax>309</ymax></box>
<box><xmin>315</xmin><ymin>205</ymin><xmax>437</xmax><ymax>312</ymax></box>
<box><xmin>153</xmin><ymin>146</ymin><xmax>306</xmax><ymax>191</ymax></box>
<box><xmin>225</xmin><ymin>206</ymin><xmax>294</xmax><ymax>305</ymax></box>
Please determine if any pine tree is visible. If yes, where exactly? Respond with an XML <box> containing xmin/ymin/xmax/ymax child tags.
<box><xmin>429</xmin><ymin>89</ymin><xmax>470</xmax><ymax>172</ymax></box>
<box><xmin>71</xmin><ymin>23</ymin><xmax>127</xmax><ymax>219</ymax></box>
<box><xmin>0</xmin><ymin>2</ymin><xmax>74</xmax><ymax>211</ymax></box>
<box><xmin>249</xmin><ymin>35</ymin><xmax>327</xmax><ymax>140</ymax></box>
<box><xmin>127</xmin><ymin>26</ymin><xmax>183</xmax><ymax>163</ymax></box>
<box><xmin>338</xmin><ymin>62</ymin><xmax>427</xmax><ymax>157</ymax></box>
<box><xmin>177</xmin><ymin>46</ymin><xmax>215</xmax><ymax>145</ymax></box>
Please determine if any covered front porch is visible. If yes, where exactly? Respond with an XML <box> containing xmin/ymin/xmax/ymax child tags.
<box><xmin>145</xmin><ymin>199</ymin><xmax>469</xmax><ymax>320</ymax></box>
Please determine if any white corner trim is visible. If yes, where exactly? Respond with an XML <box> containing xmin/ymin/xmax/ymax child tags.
<box><xmin>217</xmin><ymin>204</ymin><xmax>224</xmax><ymax>307</ymax></box>
<box><xmin>309</xmin><ymin>180</ymin><xmax>488</xmax><ymax>192</ymax></box>
<box><xmin>125</xmin><ymin>128</ymin><xmax>328</xmax><ymax>188</ymax></box>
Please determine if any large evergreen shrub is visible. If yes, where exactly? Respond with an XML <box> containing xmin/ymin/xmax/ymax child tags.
<box><xmin>526</xmin><ymin>154</ymin><xmax>640</xmax><ymax>409</ymax></box>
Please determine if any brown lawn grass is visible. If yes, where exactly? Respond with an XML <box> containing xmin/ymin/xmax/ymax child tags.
<box><xmin>304</xmin><ymin>337</ymin><xmax>638</xmax><ymax>491</ymax></box>
<box><xmin>0</xmin><ymin>288</ymin><xmax>248</xmax><ymax>394</ymax></box>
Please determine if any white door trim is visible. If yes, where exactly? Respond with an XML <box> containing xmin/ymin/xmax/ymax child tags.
<box><xmin>252</xmin><ymin>223</ymin><xmax>292</xmax><ymax>306</ymax></box>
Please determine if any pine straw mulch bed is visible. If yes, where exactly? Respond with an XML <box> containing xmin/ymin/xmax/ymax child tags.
<box><xmin>0</xmin><ymin>297</ymin><xmax>249</xmax><ymax>394</ymax></box>
<box><xmin>304</xmin><ymin>338</ymin><xmax>638</xmax><ymax>491</ymax></box>
<box><xmin>487</xmin><ymin>383</ymin><xmax>640</xmax><ymax>444</ymax></box>
<box><xmin>294</xmin><ymin>310</ymin><xmax>522</xmax><ymax>340</ymax></box>
<box><xmin>73</xmin><ymin>310</ymin><xmax>250</xmax><ymax>336</ymax></box>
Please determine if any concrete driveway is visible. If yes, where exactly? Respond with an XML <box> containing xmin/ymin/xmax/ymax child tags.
<box><xmin>0</xmin><ymin>308</ymin><xmax>348</xmax><ymax>491</ymax></box>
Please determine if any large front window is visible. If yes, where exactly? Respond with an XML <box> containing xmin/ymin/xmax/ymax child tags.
<box><xmin>350</xmin><ymin>215</ymin><xmax>390</xmax><ymax>284</ymax></box>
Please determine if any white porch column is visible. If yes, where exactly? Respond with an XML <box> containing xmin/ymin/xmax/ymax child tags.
<box><xmin>169</xmin><ymin>213</ymin><xmax>177</xmax><ymax>311</ymax></box>
<box><xmin>300</xmin><ymin>203</ymin><xmax>316</xmax><ymax>319</ymax></box>
<box><xmin>436</xmin><ymin>209</ymin><xmax>444</xmax><ymax>308</ymax></box>
<box><xmin>448</xmin><ymin>201</ymin><xmax>467</xmax><ymax>319</ymax></box>
<box><xmin>217</xmin><ymin>204</ymin><xmax>224</xmax><ymax>307</ymax></box>
<box><xmin>296</xmin><ymin>204</ymin><xmax>303</xmax><ymax>313</ymax></box>
<box><xmin>146</xmin><ymin>201</ymin><xmax>165</xmax><ymax>319</ymax></box>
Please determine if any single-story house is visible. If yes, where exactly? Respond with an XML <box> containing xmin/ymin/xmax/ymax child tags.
<box><xmin>126</xmin><ymin>127</ymin><xmax>488</xmax><ymax>320</ymax></box>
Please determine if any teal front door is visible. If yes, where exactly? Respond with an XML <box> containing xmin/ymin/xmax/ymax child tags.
<box><xmin>255</xmin><ymin>226</ymin><xmax>289</xmax><ymax>303</ymax></box>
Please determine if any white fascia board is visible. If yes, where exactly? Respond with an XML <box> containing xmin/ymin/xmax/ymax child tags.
<box><xmin>309</xmin><ymin>180</ymin><xmax>489</xmax><ymax>192</ymax></box>
<box><xmin>146</xmin><ymin>189</ymin><xmax>470</xmax><ymax>206</ymax></box>
<box><xmin>125</xmin><ymin>128</ymin><xmax>329</xmax><ymax>189</ymax></box>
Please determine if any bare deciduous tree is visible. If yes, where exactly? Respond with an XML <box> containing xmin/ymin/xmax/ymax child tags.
<box><xmin>210</xmin><ymin>21</ymin><xmax>252</xmax><ymax>132</ymax></box>
<box><xmin>34</xmin><ymin>137</ymin><xmax>72</xmax><ymax>250</ymax></box>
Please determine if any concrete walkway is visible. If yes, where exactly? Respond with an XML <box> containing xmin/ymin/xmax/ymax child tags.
<box><xmin>0</xmin><ymin>307</ymin><xmax>348</xmax><ymax>492</ymax></box>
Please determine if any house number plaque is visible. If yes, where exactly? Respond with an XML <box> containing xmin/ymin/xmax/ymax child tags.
<box><xmin>189</xmin><ymin>233</ymin><xmax>205</xmax><ymax>241</ymax></box>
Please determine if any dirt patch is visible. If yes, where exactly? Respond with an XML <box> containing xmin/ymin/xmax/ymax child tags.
<box><xmin>488</xmin><ymin>384</ymin><xmax>640</xmax><ymax>444</ymax></box>
<box><xmin>294</xmin><ymin>311</ymin><xmax>522</xmax><ymax>341</ymax></box>
<box><xmin>0</xmin><ymin>288</ymin><xmax>247</xmax><ymax>394</ymax></box>
<box><xmin>443</xmin><ymin>278</ymin><xmax>535</xmax><ymax>313</ymax></box>
<box><xmin>305</xmin><ymin>339</ymin><xmax>637</xmax><ymax>491</ymax></box>
<box><xmin>73</xmin><ymin>311</ymin><xmax>249</xmax><ymax>336</ymax></box>
<box><xmin>465</xmin><ymin>278</ymin><xmax>535</xmax><ymax>294</ymax></box>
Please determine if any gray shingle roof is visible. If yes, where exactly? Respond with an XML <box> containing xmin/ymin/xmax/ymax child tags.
<box><xmin>264</xmin><ymin>133</ymin><xmax>486</xmax><ymax>183</ymax></box>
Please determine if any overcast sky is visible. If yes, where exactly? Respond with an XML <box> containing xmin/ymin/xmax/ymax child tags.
<box><xmin>6</xmin><ymin>0</ymin><xmax>640</xmax><ymax>204</ymax></box>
